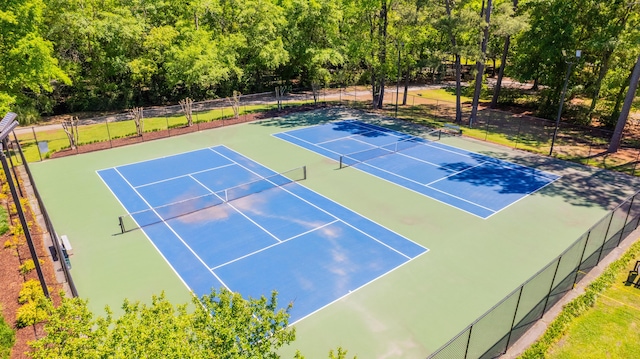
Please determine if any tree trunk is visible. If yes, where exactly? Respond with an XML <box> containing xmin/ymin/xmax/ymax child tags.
<box><xmin>470</xmin><ymin>0</ymin><xmax>492</xmax><ymax>127</ymax></box>
<box><xmin>445</xmin><ymin>0</ymin><xmax>462</xmax><ymax>124</ymax></box>
<box><xmin>403</xmin><ymin>69</ymin><xmax>409</xmax><ymax>105</ymax></box>
<box><xmin>490</xmin><ymin>36</ymin><xmax>510</xmax><ymax>108</ymax></box>
<box><xmin>608</xmin><ymin>54</ymin><xmax>640</xmax><ymax>153</ymax></box>
<box><xmin>455</xmin><ymin>54</ymin><xmax>463</xmax><ymax>123</ymax></box>
<box><xmin>588</xmin><ymin>50</ymin><xmax>613</xmax><ymax>119</ymax></box>
<box><xmin>610</xmin><ymin>66</ymin><xmax>634</xmax><ymax>123</ymax></box>
<box><xmin>377</xmin><ymin>0</ymin><xmax>389</xmax><ymax>109</ymax></box>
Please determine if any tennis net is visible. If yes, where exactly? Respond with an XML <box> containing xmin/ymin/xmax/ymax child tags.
<box><xmin>118</xmin><ymin>165</ymin><xmax>307</xmax><ymax>233</ymax></box>
<box><xmin>339</xmin><ymin>129</ymin><xmax>441</xmax><ymax>168</ymax></box>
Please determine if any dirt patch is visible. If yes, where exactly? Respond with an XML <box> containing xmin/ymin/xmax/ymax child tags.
<box><xmin>0</xmin><ymin>193</ymin><xmax>63</xmax><ymax>358</ymax></box>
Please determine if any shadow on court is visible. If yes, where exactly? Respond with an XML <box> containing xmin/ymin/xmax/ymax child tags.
<box><xmin>471</xmin><ymin>150</ymin><xmax>640</xmax><ymax>211</ymax></box>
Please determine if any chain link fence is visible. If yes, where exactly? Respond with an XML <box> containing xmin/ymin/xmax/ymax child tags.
<box><xmin>427</xmin><ymin>190</ymin><xmax>640</xmax><ymax>359</ymax></box>
<box><xmin>15</xmin><ymin>86</ymin><xmax>640</xmax><ymax>176</ymax></box>
<box><xmin>15</xmin><ymin>89</ymin><xmax>331</xmax><ymax>162</ymax></box>
<box><xmin>374</xmin><ymin>91</ymin><xmax>640</xmax><ymax>177</ymax></box>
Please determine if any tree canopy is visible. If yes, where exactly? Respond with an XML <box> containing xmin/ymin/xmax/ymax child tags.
<box><xmin>29</xmin><ymin>289</ymin><xmax>295</xmax><ymax>358</ymax></box>
<box><xmin>0</xmin><ymin>0</ymin><xmax>638</xmax><ymax>128</ymax></box>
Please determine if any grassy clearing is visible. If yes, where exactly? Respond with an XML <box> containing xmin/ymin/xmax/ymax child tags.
<box><xmin>16</xmin><ymin>102</ymin><xmax>294</xmax><ymax>162</ymax></box>
<box><xmin>406</xmin><ymin>88</ymin><xmax>472</xmax><ymax>103</ymax></box>
<box><xmin>520</xmin><ymin>239</ymin><xmax>640</xmax><ymax>359</ymax></box>
<box><xmin>545</xmin><ymin>257</ymin><xmax>640</xmax><ymax>358</ymax></box>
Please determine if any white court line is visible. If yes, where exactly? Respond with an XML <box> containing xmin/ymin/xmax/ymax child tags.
<box><xmin>95</xmin><ymin>170</ymin><xmax>194</xmax><ymax>293</ymax></box>
<box><xmin>356</xmin><ymin>158</ymin><xmax>496</xmax><ymax>214</ymax></box>
<box><xmin>112</xmin><ymin>167</ymin><xmax>231</xmax><ymax>290</ymax></box>
<box><xmin>210</xmin><ymin>146</ymin><xmax>416</xmax><ymax>260</ymax></box>
<box><xmin>135</xmin><ymin>163</ymin><xmax>236</xmax><ymax>188</ymax></box>
<box><xmin>211</xmin><ymin>220</ymin><xmax>340</xmax><ymax>270</ymax></box>
<box><xmin>424</xmin><ymin>161</ymin><xmax>489</xmax><ymax>186</ymax></box>
<box><xmin>273</xmin><ymin>132</ymin><xmax>343</xmax><ymax>157</ymax></box>
<box><xmin>188</xmin><ymin>173</ymin><xmax>283</xmax><ymax>243</ymax></box>
<box><xmin>289</xmin><ymin>251</ymin><xmax>424</xmax><ymax>326</ymax></box>
<box><xmin>96</xmin><ymin>147</ymin><xmax>228</xmax><ymax>171</ymax></box>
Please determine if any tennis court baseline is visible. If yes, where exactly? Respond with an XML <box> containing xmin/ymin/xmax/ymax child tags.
<box><xmin>97</xmin><ymin>145</ymin><xmax>427</xmax><ymax>322</ymax></box>
<box><xmin>274</xmin><ymin>120</ymin><xmax>560</xmax><ymax>219</ymax></box>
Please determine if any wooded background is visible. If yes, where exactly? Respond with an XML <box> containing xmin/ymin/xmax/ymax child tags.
<box><xmin>1</xmin><ymin>0</ymin><xmax>639</xmax><ymax>128</ymax></box>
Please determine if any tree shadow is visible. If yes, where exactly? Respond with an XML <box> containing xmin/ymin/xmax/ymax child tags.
<box><xmin>467</xmin><ymin>150</ymin><xmax>640</xmax><ymax>210</ymax></box>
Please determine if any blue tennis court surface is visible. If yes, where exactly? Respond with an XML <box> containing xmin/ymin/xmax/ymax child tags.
<box><xmin>97</xmin><ymin>145</ymin><xmax>427</xmax><ymax>322</ymax></box>
<box><xmin>274</xmin><ymin>120</ymin><xmax>560</xmax><ymax>218</ymax></box>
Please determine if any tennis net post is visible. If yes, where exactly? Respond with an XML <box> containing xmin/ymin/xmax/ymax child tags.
<box><xmin>117</xmin><ymin>165</ymin><xmax>307</xmax><ymax>233</ymax></box>
<box><xmin>339</xmin><ymin>129</ymin><xmax>441</xmax><ymax>169</ymax></box>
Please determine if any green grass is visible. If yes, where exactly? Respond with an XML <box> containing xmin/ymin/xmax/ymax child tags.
<box><xmin>406</xmin><ymin>88</ymin><xmax>472</xmax><ymax>103</ymax></box>
<box><xmin>545</xmin><ymin>258</ymin><xmax>640</xmax><ymax>358</ymax></box>
<box><xmin>521</xmin><ymin>239</ymin><xmax>640</xmax><ymax>359</ymax></box>
<box><xmin>16</xmin><ymin>102</ymin><xmax>305</xmax><ymax>162</ymax></box>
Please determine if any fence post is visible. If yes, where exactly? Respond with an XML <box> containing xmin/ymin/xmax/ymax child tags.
<box><xmin>463</xmin><ymin>325</ymin><xmax>474</xmax><ymax>359</ymax></box>
<box><xmin>31</xmin><ymin>127</ymin><xmax>42</xmax><ymax>161</ymax></box>
<box><xmin>504</xmin><ymin>285</ymin><xmax>525</xmax><ymax>350</ymax></box>
<box><xmin>633</xmin><ymin>149</ymin><xmax>640</xmax><ymax>176</ymax></box>
<box><xmin>514</xmin><ymin>116</ymin><xmax>523</xmax><ymax>149</ymax></box>
<box><xmin>542</xmin><ymin>257</ymin><xmax>562</xmax><ymax>313</ymax></box>
<box><xmin>595</xmin><ymin>213</ymin><xmax>615</xmax><ymax>264</ymax></box>
<box><xmin>105</xmin><ymin>119</ymin><xmax>113</xmax><ymax>148</ymax></box>
<box><xmin>617</xmin><ymin>196</ymin><xmax>635</xmax><ymax>246</ymax></box>
<box><xmin>484</xmin><ymin>116</ymin><xmax>490</xmax><ymax>141</ymax></box>
<box><xmin>573</xmin><ymin>231</ymin><xmax>591</xmax><ymax>287</ymax></box>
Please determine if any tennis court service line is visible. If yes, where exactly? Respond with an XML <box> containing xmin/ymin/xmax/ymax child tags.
<box><xmin>112</xmin><ymin>167</ymin><xmax>231</xmax><ymax>290</ymax></box>
<box><xmin>210</xmin><ymin>219</ymin><xmax>341</xmax><ymax>271</ymax></box>
<box><xmin>134</xmin><ymin>162</ymin><xmax>236</xmax><ymax>189</ymax></box>
<box><xmin>212</xmin><ymin>147</ymin><xmax>415</xmax><ymax>260</ymax></box>
<box><xmin>356</xmin><ymin>157</ymin><xmax>497</xmax><ymax>214</ymax></box>
<box><xmin>275</xmin><ymin>132</ymin><xmax>343</xmax><ymax>156</ymax></box>
<box><xmin>187</xmin><ymin>172</ymin><xmax>284</xmax><ymax>243</ymax></box>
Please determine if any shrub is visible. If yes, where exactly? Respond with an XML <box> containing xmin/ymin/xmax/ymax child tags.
<box><xmin>19</xmin><ymin>259</ymin><xmax>43</xmax><ymax>275</ymax></box>
<box><xmin>18</xmin><ymin>279</ymin><xmax>45</xmax><ymax>304</ymax></box>
<box><xmin>15</xmin><ymin>299</ymin><xmax>50</xmax><ymax>329</ymax></box>
<box><xmin>15</xmin><ymin>280</ymin><xmax>51</xmax><ymax>329</ymax></box>
<box><xmin>0</xmin><ymin>310</ymin><xmax>15</xmax><ymax>359</ymax></box>
<box><xmin>0</xmin><ymin>206</ymin><xmax>8</xmax><ymax>235</ymax></box>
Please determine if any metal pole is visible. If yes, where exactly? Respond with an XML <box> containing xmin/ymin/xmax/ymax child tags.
<box><xmin>595</xmin><ymin>213</ymin><xmax>615</xmax><ymax>264</ymax></box>
<box><xmin>618</xmin><ymin>196</ymin><xmax>635</xmax><ymax>246</ymax></box>
<box><xmin>549</xmin><ymin>65</ymin><xmax>572</xmax><ymax>155</ymax></box>
<box><xmin>550</xmin><ymin>50</ymin><xmax>581</xmax><ymax>156</ymax></box>
<box><xmin>505</xmin><ymin>286</ymin><xmax>525</xmax><ymax>349</ymax></box>
<box><xmin>0</xmin><ymin>143</ymin><xmax>49</xmax><ymax>297</ymax></box>
<box><xmin>395</xmin><ymin>42</ymin><xmax>402</xmax><ymax>118</ymax></box>
<box><xmin>542</xmin><ymin>257</ymin><xmax>562</xmax><ymax>313</ymax></box>
<box><xmin>31</xmin><ymin>127</ymin><xmax>42</xmax><ymax>161</ymax></box>
<box><xmin>6</xmin><ymin>144</ymin><xmax>23</xmax><ymax>197</ymax></box>
<box><xmin>573</xmin><ymin>231</ymin><xmax>591</xmax><ymax>287</ymax></box>
<box><xmin>11</xmin><ymin>132</ymin><xmax>78</xmax><ymax>297</ymax></box>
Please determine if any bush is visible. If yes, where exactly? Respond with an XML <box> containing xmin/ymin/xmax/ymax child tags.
<box><xmin>0</xmin><ymin>310</ymin><xmax>15</xmax><ymax>359</ymax></box>
<box><xmin>18</xmin><ymin>279</ymin><xmax>45</xmax><ymax>304</ymax></box>
<box><xmin>15</xmin><ymin>299</ymin><xmax>50</xmax><ymax>329</ymax></box>
<box><xmin>0</xmin><ymin>206</ymin><xmax>7</xmax><ymax>236</ymax></box>
<box><xmin>19</xmin><ymin>259</ymin><xmax>43</xmax><ymax>275</ymax></box>
<box><xmin>15</xmin><ymin>280</ymin><xmax>50</xmax><ymax>329</ymax></box>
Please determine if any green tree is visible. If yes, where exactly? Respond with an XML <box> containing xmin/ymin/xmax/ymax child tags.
<box><xmin>0</xmin><ymin>0</ymin><xmax>70</xmax><ymax>122</ymax></box>
<box><xmin>489</xmin><ymin>0</ymin><xmax>529</xmax><ymax>108</ymax></box>
<box><xmin>281</xmin><ymin>0</ymin><xmax>344</xmax><ymax>87</ymax></box>
<box><xmin>29</xmin><ymin>289</ymin><xmax>295</xmax><ymax>358</ymax></box>
<box><xmin>437</xmin><ymin>0</ymin><xmax>482</xmax><ymax>123</ymax></box>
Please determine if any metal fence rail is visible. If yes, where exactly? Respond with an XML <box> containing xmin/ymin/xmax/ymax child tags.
<box><xmin>15</xmin><ymin>86</ymin><xmax>640</xmax><ymax>176</ymax></box>
<box><xmin>427</xmin><ymin>190</ymin><xmax>640</xmax><ymax>359</ymax></box>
